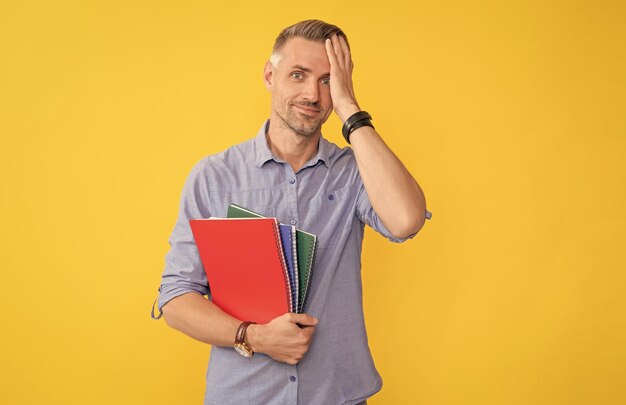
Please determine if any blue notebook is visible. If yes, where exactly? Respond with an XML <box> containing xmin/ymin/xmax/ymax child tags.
<box><xmin>278</xmin><ymin>224</ymin><xmax>298</xmax><ymax>311</ymax></box>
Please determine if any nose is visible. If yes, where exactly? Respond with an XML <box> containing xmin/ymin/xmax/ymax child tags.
<box><xmin>301</xmin><ymin>78</ymin><xmax>320</xmax><ymax>102</ymax></box>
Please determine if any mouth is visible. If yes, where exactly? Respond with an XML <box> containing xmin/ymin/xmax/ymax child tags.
<box><xmin>292</xmin><ymin>103</ymin><xmax>321</xmax><ymax>116</ymax></box>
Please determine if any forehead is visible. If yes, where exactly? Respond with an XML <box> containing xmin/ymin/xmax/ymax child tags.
<box><xmin>277</xmin><ymin>37</ymin><xmax>330</xmax><ymax>72</ymax></box>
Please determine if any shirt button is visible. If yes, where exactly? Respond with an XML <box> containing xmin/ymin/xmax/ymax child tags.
<box><xmin>290</xmin><ymin>220</ymin><xmax>297</xmax><ymax>225</ymax></box>
<box><xmin>289</xmin><ymin>178</ymin><xmax>296</xmax><ymax>184</ymax></box>
<box><xmin>328</xmin><ymin>194</ymin><xmax>334</xmax><ymax>200</ymax></box>
<box><xmin>290</xmin><ymin>376</ymin><xmax>296</xmax><ymax>382</ymax></box>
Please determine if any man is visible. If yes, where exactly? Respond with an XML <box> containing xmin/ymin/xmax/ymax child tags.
<box><xmin>156</xmin><ymin>20</ymin><xmax>430</xmax><ymax>404</ymax></box>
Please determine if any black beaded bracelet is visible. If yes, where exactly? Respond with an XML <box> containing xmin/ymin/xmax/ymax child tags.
<box><xmin>342</xmin><ymin>111</ymin><xmax>374</xmax><ymax>144</ymax></box>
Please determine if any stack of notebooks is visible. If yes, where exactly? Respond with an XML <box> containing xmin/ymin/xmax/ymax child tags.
<box><xmin>189</xmin><ymin>204</ymin><xmax>317</xmax><ymax>324</ymax></box>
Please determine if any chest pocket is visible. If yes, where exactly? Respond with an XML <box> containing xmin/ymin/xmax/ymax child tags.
<box><xmin>216</xmin><ymin>188</ymin><xmax>285</xmax><ymax>218</ymax></box>
<box><xmin>305</xmin><ymin>185</ymin><xmax>357</xmax><ymax>250</ymax></box>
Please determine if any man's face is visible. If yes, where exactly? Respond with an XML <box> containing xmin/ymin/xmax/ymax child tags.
<box><xmin>265</xmin><ymin>37</ymin><xmax>333</xmax><ymax>138</ymax></box>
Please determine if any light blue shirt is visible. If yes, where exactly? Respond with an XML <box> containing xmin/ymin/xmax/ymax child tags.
<box><xmin>157</xmin><ymin>121</ymin><xmax>429</xmax><ymax>404</ymax></box>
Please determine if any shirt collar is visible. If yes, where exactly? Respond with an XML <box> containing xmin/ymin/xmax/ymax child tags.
<box><xmin>254</xmin><ymin>119</ymin><xmax>329</xmax><ymax>169</ymax></box>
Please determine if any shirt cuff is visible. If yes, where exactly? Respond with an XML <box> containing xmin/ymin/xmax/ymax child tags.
<box><xmin>157</xmin><ymin>282</ymin><xmax>210</xmax><ymax>312</ymax></box>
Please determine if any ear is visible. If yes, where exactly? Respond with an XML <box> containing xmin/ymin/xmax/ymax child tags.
<box><xmin>263</xmin><ymin>61</ymin><xmax>274</xmax><ymax>91</ymax></box>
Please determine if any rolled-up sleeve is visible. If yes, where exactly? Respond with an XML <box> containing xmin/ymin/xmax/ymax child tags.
<box><xmin>355</xmin><ymin>181</ymin><xmax>419</xmax><ymax>243</ymax></box>
<box><xmin>158</xmin><ymin>159</ymin><xmax>212</xmax><ymax>311</ymax></box>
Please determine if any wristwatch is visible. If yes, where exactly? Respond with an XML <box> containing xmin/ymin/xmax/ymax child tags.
<box><xmin>234</xmin><ymin>321</ymin><xmax>256</xmax><ymax>357</ymax></box>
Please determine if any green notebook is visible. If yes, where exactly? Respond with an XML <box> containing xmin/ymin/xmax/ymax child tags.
<box><xmin>227</xmin><ymin>204</ymin><xmax>317</xmax><ymax>313</ymax></box>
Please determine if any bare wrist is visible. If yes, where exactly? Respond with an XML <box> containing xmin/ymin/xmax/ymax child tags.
<box><xmin>336</xmin><ymin>103</ymin><xmax>361</xmax><ymax>123</ymax></box>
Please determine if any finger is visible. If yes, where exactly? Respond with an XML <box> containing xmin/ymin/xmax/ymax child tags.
<box><xmin>337</xmin><ymin>37</ymin><xmax>351</xmax><ymax>72</ymax></box>
<box><xmin>302</xmin><ymin>326</ymin><xmax>316</xmax><ymax>340</ymax></box>
<box><xmin>338</xmin><ymin>35</ymin><xmax>352</xmax><ymax>69</ymax></box>
<box><xmin>325</xmin><ymin>38</ymin><xmax>338</xmax><ymax>68</ymax></box>
<box><xmin>331</xmin><ymin>34</ymin><xmax>346</xmax><ymax>67</ymax></box>
<box><xmin>291</xmin><ymin>313</ymin><xmax>319</xmax><ymax>326</ymax></box>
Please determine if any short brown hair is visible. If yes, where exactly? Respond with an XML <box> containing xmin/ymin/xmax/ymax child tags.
<box><xmin>272</xmin><ymin>19</ymin><xmax>349</xmax><ymax>55</ymax></box>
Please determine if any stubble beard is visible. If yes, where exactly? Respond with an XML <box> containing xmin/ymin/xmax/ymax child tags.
<box><xmin>277</xmin><ymin>103</ymin><xmax>324</xmax><ymax>138</ymax></box>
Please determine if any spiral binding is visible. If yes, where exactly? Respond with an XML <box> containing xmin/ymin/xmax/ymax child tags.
<box><xmin>269</xmin><ymin>219</ymin><xmax>293</xmax><ymax>312</ymax></box>
<box><xmin>291</xmin><ymin>226</ymin><xmax>299</xmax><ymax>313</ymax></box>
<box><xmin>299</xmin><ymin>238</ymin><xmax>318</xmax><ymax>313</ymax></box>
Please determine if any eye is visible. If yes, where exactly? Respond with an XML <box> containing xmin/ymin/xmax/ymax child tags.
<box><xmin>321</xmin><ymin>77</ymin><xmax>331</xmax><ymax>86</ymax></box>
<box><xmin>291</xmin><ymin>72</ymin><xmax>303</xmax><ymax>80</ymax></box>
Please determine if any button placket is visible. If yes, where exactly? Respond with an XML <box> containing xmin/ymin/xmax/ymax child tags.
<box><xmin>286</xmin><ymin>366</ymin><xmax>299</xmax><ymax>403</ymax></box>
<box><xmin>286</xmin><ymin>170</ymin><xmax>299</xmax><ymax>229</ymax></box>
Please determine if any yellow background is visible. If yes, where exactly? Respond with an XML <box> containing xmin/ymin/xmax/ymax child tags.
<box><xmin>1</xmin><ymin>0</ymin><xmax>625</xmax><ymax>404</ymax></box>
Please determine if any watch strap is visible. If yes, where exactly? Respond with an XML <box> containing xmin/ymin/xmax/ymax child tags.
<box><xmin>235</xmin><ymin>321</ymin><xmax>255</xmax><ymax>344</ymax></box>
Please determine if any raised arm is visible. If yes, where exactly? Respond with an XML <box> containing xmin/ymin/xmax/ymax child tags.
<box><xmin>325</xmin><ymin>35</ymin><xmax>427</xmax><ymax>239</ymax></box>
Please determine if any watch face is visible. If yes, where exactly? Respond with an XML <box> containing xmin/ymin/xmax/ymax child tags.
<box><xmin>234</xmin><ymin>343</ymin><xmax>253</xmax><ymax>357</ymax></box>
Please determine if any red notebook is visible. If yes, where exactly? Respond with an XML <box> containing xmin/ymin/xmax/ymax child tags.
<box><xmin>189</xmin><ymin>217</ymin><xmax>291</xmax><ymax>324</ymax></box>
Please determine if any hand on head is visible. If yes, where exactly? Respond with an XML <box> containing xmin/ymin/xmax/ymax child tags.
<box><xmin>325</xmin><ymin>34</ymin><xmax>361</xmax><ymax>122</ymax></box>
